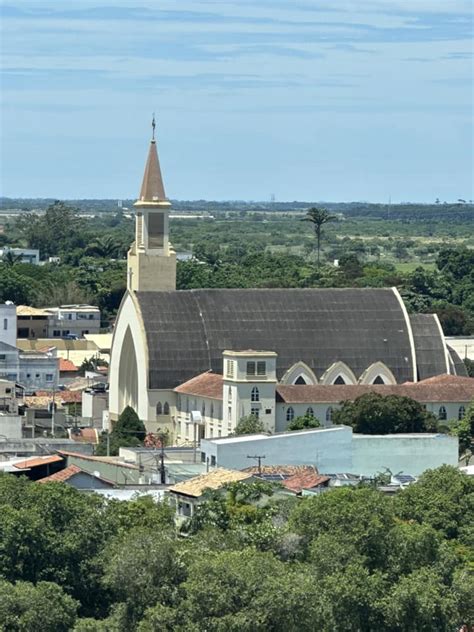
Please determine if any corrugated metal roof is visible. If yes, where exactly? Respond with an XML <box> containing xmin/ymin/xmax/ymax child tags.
<box><xmin>136</xmin><ymin>288</ymin><xmax>418</xmax><ymax>389</ymax></box>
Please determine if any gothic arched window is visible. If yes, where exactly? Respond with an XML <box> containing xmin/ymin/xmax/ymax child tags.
<box><xmin>286</xmin><ymin>407</ymin><xmax>295</xmax><ymax>422</ymax></box>
<box><xmin>438</xmin><ymin>406</ymin><xmax>447</xmax><ymax>421</ymax></box>
<box><xmin>372</xmin><ymin>375</ymin><xmax>385</xmax><ymax>384</ymax></box>
<box><xmin>334</xmin><ymin>375</ymin><xmax>346</xmax><ymax>385</ymax></box>
<box><xmin>306</xmin><ymin>407</ymin><xmax>314</xmax><ymax>417</ymax></box>
<box><xmin>251</xmin><ymin>387</ymin><xmax>260</xmax><ymax>402</ymax></box>
<box><xmin>458</xmin><ymin>406</ymin><xmax>465</xmax><ymax>420</ymax></box>
<box><xmin>163</xmin><ymin>402</ymin><xmax>170</xmax><ymax>415</ymax></box>
<box><xmin>156</xmin><ymin>402</ymin><xmax>162</xmax><ymax>415</ymax></box>
<box><xmin>295</xmin><ymin>376</ymin><xmax>307</xmax><ymax>385</ymax></box>
<box><xmin>210</xmin><ymin>402</ymin><xmax>214</xmax><ymax>418</ymax></box>
<box><xmin>201</xmin><ymin>401</ymin><xmax>206</xmax><ymax>417</ymax></box>
<box><xmin>326</xmin><ymin>407</ymin><xmax>333</xmax><ymax>423</ymax></box>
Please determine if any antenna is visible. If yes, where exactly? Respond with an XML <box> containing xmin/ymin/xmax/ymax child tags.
<box><xmin>247</xmin><ymin>454</ymin><xmax>266</xmax><ymax>475</ymax></box>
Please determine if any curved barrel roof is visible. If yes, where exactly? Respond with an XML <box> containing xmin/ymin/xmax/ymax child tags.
<box><xmin>135</xmin><ymin>288</ymin><xmax>423</xmax><ymax>390</ymax></box>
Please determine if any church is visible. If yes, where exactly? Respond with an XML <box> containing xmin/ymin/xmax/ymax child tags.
<box><xmin>108</xmin><ymin>125</ymin><xmax>467</xmax><ymax>439</ymax></box>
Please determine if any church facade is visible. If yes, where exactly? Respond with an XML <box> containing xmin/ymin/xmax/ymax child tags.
<box><xmin>109</xmin><ymin>127</ymin><xmax>467</xmax><ymax>438</ymax></box>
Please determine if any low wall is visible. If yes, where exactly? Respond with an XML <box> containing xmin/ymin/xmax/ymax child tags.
<box><xmin>351</xmin><ymin>433</ymin><xmax>459</xmax><ymax>477</ymax></box>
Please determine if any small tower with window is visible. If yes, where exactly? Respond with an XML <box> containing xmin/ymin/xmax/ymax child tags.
<box><xmin>222</xmin><ymin>350</ymin><xmax>278</xmax><ymax>434</ymax></box>
<box><xmin>127</xmin><ymin>116</ymin><xmax>176</xmax><ymax>292</ymax></box>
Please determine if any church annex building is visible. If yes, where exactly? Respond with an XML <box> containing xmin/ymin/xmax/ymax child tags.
<box><xmin>109</xmin><ymin>126</ymin><xmax>468</xmax><ymax>440</ymax></box>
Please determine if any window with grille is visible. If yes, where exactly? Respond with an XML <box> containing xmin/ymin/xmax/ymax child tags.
<box><xmin>286</xmin><ymin>407</ymin><xmax>295</xmax><ymax>422</ymax></box>
<box><xmin>251</xmin><ymin>387</ymin><xmax>259</xmax><ymax>402</ymax></box>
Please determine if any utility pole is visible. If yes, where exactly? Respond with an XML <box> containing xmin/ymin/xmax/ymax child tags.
<box><xmin>247</xmin><ymin>454</ymin><xmax>266</xmax><ymax>475</ymax></box>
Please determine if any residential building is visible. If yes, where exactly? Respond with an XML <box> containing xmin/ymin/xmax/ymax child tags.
<box><xmin>16</xmin><ymin>305</ymin><xmax>50</xmax><ymax>338</ymax></box>
<box><xmin>47</xmin><ymin>305</ymin><xmax>101</xmax><ymax>338</ymax></box>
<box><xmin>0</xmin><ymin>247</ymin><xmax>40</xmax><ymax>265</ymax></box>
<box><xmin>1</xmin><ymin>304</ymin><xmax>59</xmax><ymax>391</ymax></box>
<box><xmin>168</xmin><ymin>468</ymin><xmax>254</xmax><ymax>520</ymax></box>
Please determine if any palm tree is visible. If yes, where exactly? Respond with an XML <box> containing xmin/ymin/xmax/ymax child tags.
<box><xmin>85</xmin><ymin>235</ymin><xmax>120</xmax><ymax>259</ymax></box>
<box><xmin>301</xmin><ymin>207</ymin><xmax>336</xmax><ymax>266</ymax></box>
<box><xmin>1</xmin><ymin>250</ymin><xmax>23</xmax><ymax>266</ymax></box>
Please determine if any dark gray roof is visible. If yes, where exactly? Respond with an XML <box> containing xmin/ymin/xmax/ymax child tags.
<box><xmin>447</xmin><ymin>345</ymin><xmax>468</xmax><ymax>377</ymax></box>
<box><xmin>409</xmin><ymin>313</ymin><xmax>448</xmax><ymax>380</ymax></box>
<box><xmin>136</xmin><ymin>288</ymin><xmax>418</xmax><ymax>389</ymax></box>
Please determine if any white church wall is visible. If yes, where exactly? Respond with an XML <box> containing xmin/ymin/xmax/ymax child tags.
<box><xmin>275</xmin><ymin>403</ymin><xmax>338</xmax><ymax>432</ymax></box>
<box><xmin>108</xmin><ymin>294</ymin><xmax>149</xmax><ymax>424</ymax></box>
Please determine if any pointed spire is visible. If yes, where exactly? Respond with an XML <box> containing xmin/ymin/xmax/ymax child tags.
<box><xmin>137</xmin><ymin>116</ymin><xmax>167</xmax><ymax>203</ymax></box>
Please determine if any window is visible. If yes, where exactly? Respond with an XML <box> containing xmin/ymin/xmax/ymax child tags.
<box><xmin>326</xmin><ymin>407</ymin><xmax>333</xmax><ymax>423</ymax></box>
<box><xmin>251</xmin><ymin>406</ymin><xmax>260</xmax><ymax>418</ymax></box>
<box><xmin>372</xmin><ymin>375</ymin><xmax>385</xmax><ymax>384</ymax></box>
<box><xmin>3</xmin><ymin>318</ymin><xmax>7</xmax><ymax>330</ymax></box>
<box><xmin>228</xmin><ymin>406</ymin><xmax>232</xmax><ymax>421</ymax></box>
<box><xmin>0</xmin><ymin>354</ymin><xmax>5</xmax><ymax>360</ymax></box>
<box><xmin>186</xmin><ymin>398</ymin><xmax>189</xmax><ymax>413</ymax></box>
<box><xmin>257</xmin><ymin>361</ymin><xmax>266</xmax><ymax>376</ymax></box>
<box><xmin>81</xmin><ymin>330</ymin><xmax>89</xmax><ymax>335</ymax></box>
<box><xmin>458</xmin><ymin>406</ymin><xmax>465</xmax><ymax>420</ymax></box>
<box><xmin>295</xmin><ymin>376</ymin><xmax>307</xmax><ymax>385</ymax></box>
<box><xmin>163</xmin><ymin>402</ymin><xmax>170</xmax><ymax>415</ymax></box>
<box><xmin>438</xmin><ymin>406</ymin><xmax>447</xmax><ymax>421</ymax></box>
<box><xmin>211</xmin><ymin>455</ymin><xmax>216</xmax><ymax>466</ymax></box>
<box><xmin>251</xmin><ymin>386</ymin><xmax>259</xmax><ymax>402</ymax></box>
<box><xmin>177</xmin><ymin>394</ymin><xmax>181</xmax><ymax>409</ymax></box>
<box><xmin>210</xmin><ymin>402</ymin><xmax>214</xmax><ymax>418</ymax></box>
<box><xmin>226</xmin><ymin>360</ymin><xmax>234</xmax><ymax>378</ymax></box>
<box><xmin>53</xmin><ymin>330</ymin><xmax>60</xmax><ymax>337</ymax></box>
<box><xmin>227</xmin><ymin>386</ymin><xmax>232</xmax><ymax>403</ymax></box>
<box><xmin>246</xmin><ymin>361</ymin><xmax>256</xmax><ymax>376</ymax></box>
<box><xmin>156</xmin><ymin>402</ymin><xmax>162</xmax><ymax>415</ymax></box>
<box><xmin>286</xmin><ymin>407</ymin><xmax>295</xmax><ymax>422</ymax></box>
<box><xmin>265</xmin><ymin>408</ymin><xmax>272</xmax><ymax>415</ymax></box>
<box><xmin>306</xmin><ymin>407</ymin><xmax>314</xmax><ymax>417</ymax></box>
<box><xmin>5</xmin><ymin>388</ymin><xmax>11</xmax><ymax>394</ymax></box>
<box><xmin>334</xmin><ymin>375</ymin><xmax>346</xmax><ymax>385</ymax></box>
<box><xmin>201</xmin><ymin>401</ymin><xmax>206</xmax><ymax>417</ymax></box>
<box><xmin>45</xmin><ymin>374</ymin><xmax>53</xmax><ymax>382</ymax></box>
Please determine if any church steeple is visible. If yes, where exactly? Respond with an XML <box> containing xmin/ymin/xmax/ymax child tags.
<box><xmin>136</xmin><ymin>116</ymin><xmax>170</xmax><ymax>205</ymax></box>
<box><xmin>127</xmin><ymin>117</ymin><xmax>176</xmax><ymax>292</ymax></box>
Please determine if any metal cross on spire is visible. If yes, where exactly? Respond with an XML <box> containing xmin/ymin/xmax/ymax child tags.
<box><xmin>152</xmin><ymin>113</ymin><xmax>156</xmax><ymax>141</ymax></box>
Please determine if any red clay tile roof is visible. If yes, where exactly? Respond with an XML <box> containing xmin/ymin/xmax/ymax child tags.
<box><xmin>34</xmin><ymin>390</ymin><xmax>83</xmax><ymax>403</ymax></box>
<box><xmin>174</xmin><ymin>372</ymin><xmax>223</xmax><ymax>399</ymax></box>
<box><xmin>59</xmin><ymin>358</ymin><xmax>78</xmax><ymax>372</ymax></box>
<box><xmin>276</xmin><ymin>374</ymin><xmax>474</xmax><ymax>404</ymax></box>
<box><xmin>13</xmin><ymin>455</ymin><xmax>64</xmax><ymax>469</ymax></box>
<box><xmin>37</xmin><ymin>464</ymin><xmax>82</xmax><ymax>482</ymax></box>
<box><xmin>282</xmin><ymin>473</ymin><xmax>331</xmax><ymax>494</ymax></box>
<box><xmin>37</xmin><ymin>464</ymin><xmax>115</xmax><ymax>486</ymax></box>
<box><xmin>244</xmin><ymin>465</ymin><xmax>319</xmax><ymax>476</ymax></box>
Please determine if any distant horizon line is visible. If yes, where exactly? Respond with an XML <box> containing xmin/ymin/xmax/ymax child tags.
<box><xmin>1</xmin><ymin>196</ymin><xmax>472</xmax><ymax>206</ymax></box>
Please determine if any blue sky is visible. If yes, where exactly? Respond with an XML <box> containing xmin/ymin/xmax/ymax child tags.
<box><xmin>1</xmin><ymin>0</ymin><xmax>472</xmax><ymax>202</ymax></box>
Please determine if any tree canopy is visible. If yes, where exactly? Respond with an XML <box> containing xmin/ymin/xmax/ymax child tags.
<box><xmin>332</xmin><ymin>393</ymin><xmax>438</xmax><ymax>434</ymax></box>
<box><xmin>0</xmin><ymin>465</ymin><xmax>472</xmax><ymax>630</ymax></box>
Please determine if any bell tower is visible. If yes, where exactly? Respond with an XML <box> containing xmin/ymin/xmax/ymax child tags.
<box><xmin>127</xmin><ymin>116</ymin><xmax>176</xmax><ymax>292</ymax></box>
